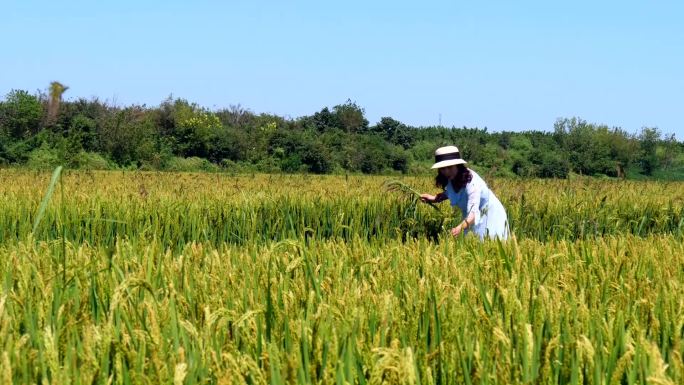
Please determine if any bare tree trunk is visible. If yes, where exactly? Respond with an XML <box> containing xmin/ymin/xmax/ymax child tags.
<box><xmin>616</xmin><ymin>162</ymin><xmax>625</xmax><ymax>179</ymax></box>
<box><xmin>47</xmin><ymin>81</ymin><xmax>69</xmax><ymax>125</ymax></box>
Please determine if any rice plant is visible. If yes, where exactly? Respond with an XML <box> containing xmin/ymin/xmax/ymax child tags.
<box><xmin>0</xmin><ymin>169</ymin><xmax>682</xmax><ymax>384</ymax></box>
<box><xmin>0</xmin><ymin>170</ymin><xmax>682</xmax><ymax>246</ymax></box>
<box><xmin>0</xmin><ymin>235</ymin><xmax>681</xmax><ymax>384</ymax></box>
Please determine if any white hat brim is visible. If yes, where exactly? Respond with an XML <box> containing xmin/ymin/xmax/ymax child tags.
<box><xmin>431</xmin><ymin>159</ymin><xmax>467</xmax><ymax>169</ymax></box>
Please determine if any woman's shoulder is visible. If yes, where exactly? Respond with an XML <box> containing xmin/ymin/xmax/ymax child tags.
<box><xmin>468</xmin><ymin>168</ymin><xmax>482</xmax><ymax>178</ymax></box>
<box><xmin>466</xmin><ymin>168</ymin><xmax>481</xmax><ymax>181</ymax></box>
<box><xmin>467</xmin><ymin>169</ymin><xmax>488</xmax><ymax>187</ymax></box>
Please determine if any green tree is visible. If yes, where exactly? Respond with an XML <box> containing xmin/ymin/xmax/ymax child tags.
<box><xmin>309</xmin><ymin>107</ymin><xmax>340</xmax><ymax>132</ymax></box>
<box><xmin>333</xmin><ymin>100</ymin><xmax>368</xmax><ymax>133</ymax></box>
<box><xmin>371</xmin><ymin>117</ymin><xmax>414</xmax><ymax>149</ymax></box>
<box><xmin>67</xmin><ymin>114</ymin><xmax>98</xmax><ymax>152</ymax></box>
<box><xmin>216</xmin><ymin>104</ymin><xmax>255</xmax><ymax>128</ymax></box>
<box><xmin>268</xmin><ymin>129</ymin><xmax>333</xmax><ymax>173</ymax></box>
<box><xmin>555</xmin><ymin>118</ymin><xmax>615</xmax><ymax>175</ymax></box>
<box><xmin>154</xmin><ymin>98</ymin><xmax>206</xmax><ymax>155</ymax></box>
<box><xmin>530</xmin><ymin>148</ymin><xmax>570</xmax><ymax>178</ymax></box>
<box><xmin>0</xmin><ymin>90</ymin><xmax>44</xmax><ymax>139</ymax></box>
<box><xmin>56</xmin><ymin>98</ymin><xmax>109</xmax><ymax>151</ymax></box>
<box><xmin>98</xmin><ymin>106</ymin><xmax>156</xmax><ymax>166</ymax></box>
<box><xmin>344</xmin><ymin>135</ymin><xmax>389</xmax><ymax>173</ymax></box>
<box><xmin>497</xmin><ymin>131</ymin><xmax>513</xmax><ymax>149</ymax></box>
<box><xmin>639</xmin><ymin>127</ymin><xmax>660</xmax><ymax>175</ymax></box>
<box><xmin>176</xmin><ymin>111</ymin><xmax>222</xmax><ymax>158</ymax></box>
<box><xmin>658</xmin><ymin>133</ymin><xmax>681</xmax><ymax>171</ymax></box>
<box><xmin>209</xmin><ymin>127</ymin><xmax>249</xmax><ymax>163</ymax></box>
<box><xmin>389</xmin><ymin>146</ymin><xmax>410</xmax><ymax>173</ymax></box>
<box><xmin>300</xmin><ymin>141</ymin><xmax>333</xmax><ymax>173</ymax></box>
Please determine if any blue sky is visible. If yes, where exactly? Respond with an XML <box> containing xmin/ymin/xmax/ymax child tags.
<box><xmin>2</xmin><ymin>0</ymin><xmax>683</xmax><ymax>139</ymax></box>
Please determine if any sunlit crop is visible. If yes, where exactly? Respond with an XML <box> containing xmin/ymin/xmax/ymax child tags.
<box><xmin>0</xmin><ymin>169</ymin><xmax>682</xmax><ymax>384</ymax></box>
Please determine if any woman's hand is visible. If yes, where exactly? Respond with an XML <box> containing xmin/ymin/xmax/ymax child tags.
<box><xmin>451</xmin><ymin>225</ymin><xmax>464</xmax><ymax>237</ymax></box>
<box><xmin>421</xmin><ymin>192</ymin><xmax>446</xmax><ymax>203</ymax></box>
<box><xmin>451</xmin><ymin>218</ymin><xmax>471</xmax><ymax>237</ymax></box>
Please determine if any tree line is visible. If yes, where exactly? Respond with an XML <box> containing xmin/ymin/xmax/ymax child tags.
<box><xmin>1</xmin><ymin>84</ymin><xmax>683</xmax><ymax>179</ymax></box>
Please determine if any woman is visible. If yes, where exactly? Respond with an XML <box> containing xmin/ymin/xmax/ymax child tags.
<box><xmin>420</xmin><ymin>145</ymin><xmax>509</xmax><ymax>240</ymax></box>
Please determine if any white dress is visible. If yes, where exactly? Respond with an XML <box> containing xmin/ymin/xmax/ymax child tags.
<box><xmin>445</xmin><ymin>169</ymin><xmax>509</xmax><ymax>240</ymax></box>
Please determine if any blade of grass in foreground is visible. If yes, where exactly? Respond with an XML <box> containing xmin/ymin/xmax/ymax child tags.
<box><xmin>32</xmin><ymin>166</ymin><xmax>63</xmax><ymax>234</ymax></box>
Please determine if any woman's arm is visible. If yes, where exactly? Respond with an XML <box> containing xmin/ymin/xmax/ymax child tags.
<box><xmin>451</xmin><ymin>212</ymin><xmax>476</xmax><ymax>236</ymax></box>
<box><xmin>435</xmin><ymin>192</ymin><xmax>448</xmax><ymax>203</ymax></box>
<box><xmin>451</xmin><ymin>182</ymin><xmax>481</xmax><ymax>236</ymax></box>
<box><xmin>420</xmin><ymin>192</ymin><xmax>448</xmax><ymax>203</ymax></box>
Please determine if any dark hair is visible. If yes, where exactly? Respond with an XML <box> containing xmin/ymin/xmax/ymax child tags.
<box><xmin>435</xmin><ymin>164</ymin><xmax>472</xmax><ymax>191</ymax></box>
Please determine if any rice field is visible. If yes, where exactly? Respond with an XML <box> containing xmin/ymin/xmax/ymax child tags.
<box><xmin>0</xmin><ymin>169</ymin><xmax>682</xmax><ymax>384</ymax></box>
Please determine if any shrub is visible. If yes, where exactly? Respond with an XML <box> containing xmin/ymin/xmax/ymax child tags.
<box><xmin>26</xmin><ymin>144</ymin><xmax>61</xmax><ymax>169</ymax></box>
<box><xmin>70</xmin><ymin>151</ymin><xmax>112</xmax><ymax>170</ymax></box>
<box><xmin>165</xmin><ymin>156</ymin><xmax>218</xmax><ymax>172</ymax></box>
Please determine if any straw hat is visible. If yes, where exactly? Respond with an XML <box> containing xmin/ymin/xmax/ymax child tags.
<box><xmin>431</xmin><ymin>145</ymin><xmax>467</xmax><ymax>169</ymax></box>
